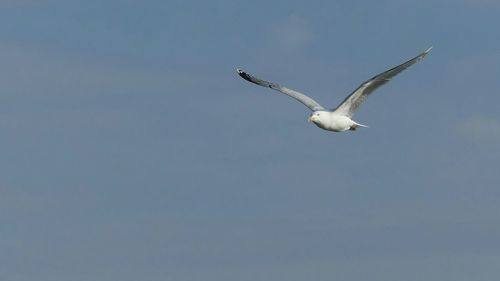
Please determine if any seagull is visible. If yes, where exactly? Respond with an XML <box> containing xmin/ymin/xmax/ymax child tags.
<box><xmin>237</xmin><ymin>47</ymin><xmax>432</xmax><ymax>132</ymax></box>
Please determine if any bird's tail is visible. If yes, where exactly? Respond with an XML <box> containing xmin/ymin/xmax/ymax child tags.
<box><xmin>350</xmin><ymin>122</ymin><xmax>368</xmax><ymax>131</ymax></box>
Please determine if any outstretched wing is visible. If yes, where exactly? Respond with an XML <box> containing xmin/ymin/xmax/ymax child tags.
<box><xmin>237</xmin><ymin>69</ymin><xmax>325</xmax><ymax>111</ymax></box>
<box><xmin>333</xmin><ymin>47</ymin><xmax>432</xmax><ymax>117</ymax></box>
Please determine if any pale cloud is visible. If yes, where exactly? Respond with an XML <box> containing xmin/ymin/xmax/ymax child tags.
<box><xmin>272</xmin><ymin>15</ymin><xmax>313</xmax><ymax>53</ymax></box>
<box><xmin>0</xmin><ymin>44</ymin><xmax>178</xmax><ymax>96</ymax></box>
<box><xmin>0</xmin><ymin>44</ymin><xmax>197</xmax><ymax>132</ymax></box>
<box><xmin>458</xmin><ymin>116</ymin><xmax>500</xmax><ymax>146</ymax></box>
<box><xmin>459</xmin><ymin>0</ymin><xmax>500</xmax><ymax>9</ymax></box>
<box><xmin>446</xmin><ymin>51</ymin><xmax>500</xmax><ymax>87</ymax></box>
<box><xmin>0</xmin><ymin>0</ymin><xmax>43</xmax><ymax>8</ymax></box>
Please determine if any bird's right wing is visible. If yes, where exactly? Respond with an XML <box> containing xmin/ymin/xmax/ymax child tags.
<box><xmin>333</xmin><ymin>47</ymin><xmax>432</xmax><ymax>117</ymax></box>
<box><xmin>237</xmin><ymin>69</ymin><xmax>325</xmax><ymax>111</ymax></box>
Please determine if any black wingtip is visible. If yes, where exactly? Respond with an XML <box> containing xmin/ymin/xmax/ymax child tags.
<box><xmin>236</xmin><ymin>68</ymin><xmax>251</xmax><ymax>81</ymax></box>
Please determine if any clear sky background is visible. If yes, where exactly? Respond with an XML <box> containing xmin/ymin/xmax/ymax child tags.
<box><xmin>1</xmin><ymin>1</ymin><xmax>500</xmax><ymax>280</ymax></box>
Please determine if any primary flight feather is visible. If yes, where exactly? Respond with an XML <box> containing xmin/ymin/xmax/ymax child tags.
<box><xmin>237</xmin><ymin>47</ymin><xmax>432</xmax><ymax>132</ymax></box>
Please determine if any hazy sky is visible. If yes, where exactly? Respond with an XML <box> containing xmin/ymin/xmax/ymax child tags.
<box><xmin>1</xmin><ymin>1</ymin><xmax>500</xmax><ymax>280</ymax></box>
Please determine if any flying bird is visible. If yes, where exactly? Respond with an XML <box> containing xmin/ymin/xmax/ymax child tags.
<box><xmin>237</xmin><ymin>47</ymin><xmax>432</xmax><ymax>132</ymax></box>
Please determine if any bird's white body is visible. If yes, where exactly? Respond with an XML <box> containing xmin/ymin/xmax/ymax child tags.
<box><xmin>309</xmin><ymin>111</ymin><xmax>363</xmax><ymax>132</ymax></box>
<box><xmin>237</xmin><ymin>47</ymin><xmax>432</xmax><ymax>133</ymax></box>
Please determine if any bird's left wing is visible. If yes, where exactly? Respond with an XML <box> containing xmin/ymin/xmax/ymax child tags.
<box><xmin>237</xmin><ymin>69</ymin><xmax>325</xmax><ymax>111</ymax></box>
<box><xmin>333</xmin><ymin>47</ymin><xmax>432</xmax><ymax>117</ymax></box>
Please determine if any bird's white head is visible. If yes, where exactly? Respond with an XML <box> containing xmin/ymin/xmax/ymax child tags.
<box><xmin>308</xmin><ymin>111</ymin><xmax>326</xmax><ymax>124</ymax></box>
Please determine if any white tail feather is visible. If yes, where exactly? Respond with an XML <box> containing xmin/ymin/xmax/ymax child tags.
<box><xmin>353</xmin><ymin>122</ymin><xmax>368</xmax><ymax>128</ymax></box>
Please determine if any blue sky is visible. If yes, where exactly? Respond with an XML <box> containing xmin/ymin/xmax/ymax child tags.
<box><xmin>1</xmin><ymin>1</ymin><xmax>500</xmax><ymax>280</ymax></box>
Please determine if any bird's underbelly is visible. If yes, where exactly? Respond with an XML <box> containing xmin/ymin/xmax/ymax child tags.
<box><xmin>317</xmin><ymin>116</ymin><xmax>353</xmax><ymax>132</ymax></box>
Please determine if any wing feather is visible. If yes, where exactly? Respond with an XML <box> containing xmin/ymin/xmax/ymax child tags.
<box><xmin>333</xmin><ymin>47</ymin><xmax>432</xmax><ymax>117</ymax></box>
<box><xmin>237</xmin><ymin>69</ymin><xmax>325</xmax><ymax>111</ymax></box>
